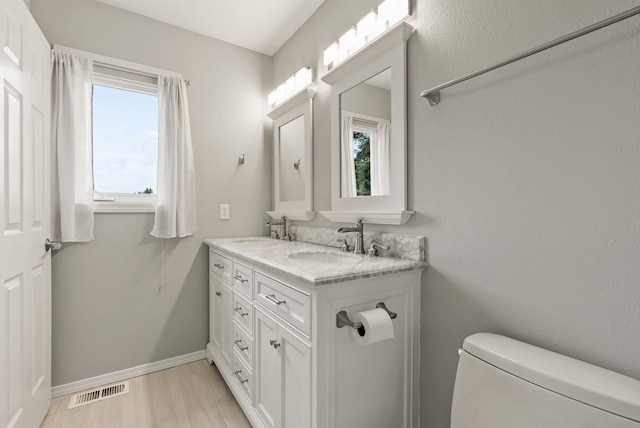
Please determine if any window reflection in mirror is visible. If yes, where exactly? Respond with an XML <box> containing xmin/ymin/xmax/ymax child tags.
<box><xmin>339</xmin><ymin>68</ymin><xmax>391</xmax><ymax>198</ymax></box>
<box><xmin>278</xmin><ymin>115</ymin><xmax>305</xmax><ymax>202</ymax></box>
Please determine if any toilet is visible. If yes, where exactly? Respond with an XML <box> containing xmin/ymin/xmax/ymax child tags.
<box><xmin>451</xmin><ymin>333</ymin><xmax>640</xmax><ymax>427</ymax></box>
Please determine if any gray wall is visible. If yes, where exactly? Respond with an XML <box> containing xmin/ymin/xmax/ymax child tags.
<box><xmin>31</xmin><ymin>0</ymin><xmax>272</xmax><ymax>386</ymax></box>
<box><xmin>341</xmin><ymin>82</ymin><xmax>391</xmax><ymax>120</ymax></box>
<box><xmin>273</xmin><ymin>0</ymin><xmax>640</xmax><ymax>426</ymax></box>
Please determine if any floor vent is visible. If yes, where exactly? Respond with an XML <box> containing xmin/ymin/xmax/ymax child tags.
<box><xmin>68</xmin><ymin>381</ymin><xmax>129</xmax><ymax>409</ymax></box>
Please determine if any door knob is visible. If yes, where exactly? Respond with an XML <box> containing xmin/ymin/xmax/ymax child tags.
<box><xmin>45</xmin><ymin>239</ymin><xmax>62</xmax><ymax>252</ymax></box>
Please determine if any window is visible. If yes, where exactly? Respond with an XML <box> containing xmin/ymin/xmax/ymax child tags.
<box><xmin>92</xmin><ymin>67</ymin><xmax>159</xmax><ymax>212</ymax></box>
<box><xmin>351</xmin><ymin>123</ymin><xmax>376</xmax><ymax>196</ymax></box>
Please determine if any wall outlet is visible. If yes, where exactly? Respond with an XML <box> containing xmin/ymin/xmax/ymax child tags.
<box><xmin>219</xmin><ymin>204</ymin><xmax>230</xmax><ymax>220</ymax></box>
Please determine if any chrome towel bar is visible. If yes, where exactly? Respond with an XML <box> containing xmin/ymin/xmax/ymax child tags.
<box><xmin>421</xmin><ymin>5</ymin><xmax>640</xmax><ymax>105</ymax></box>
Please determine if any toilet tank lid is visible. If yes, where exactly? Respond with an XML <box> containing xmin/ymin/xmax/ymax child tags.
<box><xmin>463</xmin><ymin>333</ymin><xmax>640</xmax><ymax>423</ymax></box>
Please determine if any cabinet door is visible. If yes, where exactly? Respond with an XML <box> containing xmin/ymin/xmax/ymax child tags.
<box><xmin>255</xmin><ymin>307</ymin><xmax>311</xmax><ymax>428</ymax></box>
<box><xmin>280</xmin><ymin>326</ymin><xmax>311</xmax><ymax>428</ymax></box>
<box><xmin>211</xmin><ymin>276</ymin><xmax>232</xmax><ymax>365</ymax></box>
<box><xmin>255</xmin><ymin>309</ymin><xmax>281</xmax><ymax>428</ymax></box>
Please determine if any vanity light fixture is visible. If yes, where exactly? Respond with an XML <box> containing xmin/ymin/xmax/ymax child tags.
<box><xmin>322</xmin><ymin>0</ymin><xmax>409</xmax><ymax>69</ymax></box>
<box><xmin>267</xmin><ymin>66</ymin><xmax>313</xmax><ymax>107</ymax></box>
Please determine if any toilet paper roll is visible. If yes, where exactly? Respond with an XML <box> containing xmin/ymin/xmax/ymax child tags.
<box><xmin>351</xmin><ymin>307</ymin><xmax>394</xmax><ymax>346</ymax></box>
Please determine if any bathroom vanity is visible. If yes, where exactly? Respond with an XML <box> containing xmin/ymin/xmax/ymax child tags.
<box><xmin>204</xmin><ymin>236</ymin><xmax>426</xmax><ymax>428</ymax></box>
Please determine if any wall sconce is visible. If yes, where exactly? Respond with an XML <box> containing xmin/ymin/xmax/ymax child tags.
<box><xmin>267</xmin><ymin>67</ymin><xmax>313</xmax><ymax>107</ymax></box>
<box><xmin>323</xmin><ymin>0</ymin><xmax>409</xmax><ymax>69</ymax></box>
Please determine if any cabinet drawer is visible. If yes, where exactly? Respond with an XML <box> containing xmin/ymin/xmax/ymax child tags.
<box><xmin>209</xmin><ymin>251</ymin><xmax>232</xmax><ymax>283</ymax></box>
<box><xmin>232</xmin><ymin>322</ymin><xmax>253</xmax><ymax>368</ymax></box>
<box><xmin>233</xmin><ymin>292</ymin><xmax>253</xmax><ymax>334</ymax></box>
<box><xmin>255</xmin><ymin>272</ymin><xmax>310</xmax><ymax>335</ymax></box>
<box><xmin>232</xmin><ymin>261</ymin><xmax>253</xmax><ymax>299</ymax></box>
<box><xmin>232</xmin><ymin>353</ymin><xmax>253</xmax><ymax>404</ymax></box>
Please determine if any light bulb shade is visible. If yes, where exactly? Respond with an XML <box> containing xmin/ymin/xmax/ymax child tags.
<box><xmin>377</xmin><ymin>0</ymin><xmax>398</xmax><ymax>24</ymax></box>
<box><xmin>388</xmin><ymin>0</ymin><xmax>409</xmax><ymax>26</ymax></box>
<box><xmin>295</xmin><ymin>67</ymin><xmax>312</xmax><ymax>88</ymax></box>
<box><xmin>350</xmin><ymin>36</ymin><xmax>366</xmax><ymax>54</ymax></box>
<box><xmin>275</xmin><ymin>83</ymin><xmax>285</xmax><ymax>104</ymax></box>
<box><xmin>284</xmin><ymin>76</ymin><xmax>296</xmax><ymax>96</ymax></box>
<box><xmin>323</xmin><ymin>42</ymin><xmax>338</xmax><ymax>66</ymax></box>
<box><xmin>357</xmin><ymin>11</ymin><xmax>377</xmax><ymax>38</ymax></box>
<box><xmin>338</xmin><ymin>27</ymin><xmax>357</xmax><ymax>51</ymax></box>
<box><xmin>334</xmin><ymin>47</ymin><xmax>348</xmax><ymax>65</ymax></box>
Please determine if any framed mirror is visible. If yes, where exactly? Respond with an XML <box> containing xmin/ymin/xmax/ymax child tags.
<box><xmin>267</xmin><ymin>88</ymin><xmax>316</xmax><ymax>221</ymax></box>
<box><xmin>321</xmin><ymin>22</ymin><xmax>414</xmax><ymax>225</ymax></box>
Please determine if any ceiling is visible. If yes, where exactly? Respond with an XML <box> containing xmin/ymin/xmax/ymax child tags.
<box><xmin>95</xmin><ymin>0</ymin><xmax>326</xmax><ymax>56</ymax></box>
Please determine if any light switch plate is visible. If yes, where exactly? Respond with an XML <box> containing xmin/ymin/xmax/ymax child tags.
<box><xmin>219</xmin><ymin>204</ymin><xmax>230</xmax><ymax>220</ymax></box>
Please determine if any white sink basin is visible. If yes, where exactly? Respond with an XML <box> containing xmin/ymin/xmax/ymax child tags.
<box><xmin>288</xmin><ymin>251</ymin><xmax>360</xmax><ymax>264</ymax></box>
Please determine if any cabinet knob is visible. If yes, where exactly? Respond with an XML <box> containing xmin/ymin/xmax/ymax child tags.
<box><xmin>270</xmin><ymin>339</ymin><xmax>281</xmax><ymax>349</ymax></box>
<box><xmin>234</xmin><ymin>275</ymin><xmax>249</xmax><ymax>283</ymax></box>
<box><xmin>215</xmin><ymin>291</ymin><xmax>222</xmax><ymax>297</ymax></box>
<box><xmin>234</xmin><ymin>339</ymin><xmax>248</xmax><ymax>351</ymax></box>
<box><xmin>213</xmin><ymin>263</ymin><xmax>224</xmax><ymax>269</ymax></box>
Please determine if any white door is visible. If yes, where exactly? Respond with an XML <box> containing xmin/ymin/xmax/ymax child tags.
<box><xmin>0</xmin><ymin>0</ymin><xmax>52</xmax><ymax>427</ymax></box>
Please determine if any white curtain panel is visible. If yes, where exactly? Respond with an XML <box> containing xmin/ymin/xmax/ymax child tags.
<box><xmin>371</xmin><ymin>121</ymin><xmax>391</xmax><ymax>195</ymax></box>
<box><xmin>340</xmin><ymin>114</ymin><xmax>357</xmax><ymax>198</ymax></box>
<box><xmin>151</xmin><ymin>76</ymin><xmax>197</xmax><ymax>238</ymax></box>
<box><xmin>51</xmin><ymin>49</ymin><xmax>95</xmax><ymax>242</ymax></box>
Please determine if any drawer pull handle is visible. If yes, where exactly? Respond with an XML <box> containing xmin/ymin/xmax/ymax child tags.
<box><xmin>213</xmin><ymin>263</ymin><xmax>225</xmax><ymax>269</ymax></box>
<box><xmin>270</xmin><ymin>339</ymin><xmax>281</xmax><ymax>349</ymax></box>
<box><xmin>215</xmin><ymin>291</ymin><xmax>222</xmax><ymax>297</ymax></box>
<box><xmin>266</xmin><ymin>294</ymin><xmax>286</xmax><ymax>306</ymax></box>
<box><xmin>234</xmin><ymin>370</ymin><xmax>249</xmax><ymax>384</ymax></box>
<box><xmin>234</xmin><ymin>339</ymin><xmax>248</xmax><ymax>351</ymax></box>
<box><xmin>234</xmin><ymin>275</ymin><xmax>249</xmax><ymax>283</ymax></box>
<box><xmin>234</xmin><ymin>307</ymin><xmax>249</xmax><ymax>317</ymax></box>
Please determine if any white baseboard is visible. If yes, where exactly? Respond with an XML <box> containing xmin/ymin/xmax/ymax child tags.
<box><xmin>51</xmin><ymin>349</ymin><xmax>207</xmax><ymax>398</ymax></box>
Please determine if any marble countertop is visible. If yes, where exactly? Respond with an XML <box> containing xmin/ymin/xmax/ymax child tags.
<box><xmin>204</xmin><ymin>237</ymin><xmax>427</xmax><ymax>286</ymax></box>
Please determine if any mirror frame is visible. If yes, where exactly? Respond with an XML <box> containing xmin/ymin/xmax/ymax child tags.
<box><xmin>320</xmin><ymin>22</ymin><xmax>414</xmax><ymax>225</ymax></box>
<box><xmin>267</xmin><ymin>87</ymin><xmax>316</xmax><ymax>221</ymax></box>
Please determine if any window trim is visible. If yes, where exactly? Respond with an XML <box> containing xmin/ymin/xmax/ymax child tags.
<box><xmin>94</xmin><ymin>193</ymin><xmax>156</xmax><ymax>213</ymax></box>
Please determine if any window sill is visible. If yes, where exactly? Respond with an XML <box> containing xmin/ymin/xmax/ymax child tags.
<box><xmin>94</xmin><ymin>201</ymin><xmax>155</xmax><ymax>214</ymax></box>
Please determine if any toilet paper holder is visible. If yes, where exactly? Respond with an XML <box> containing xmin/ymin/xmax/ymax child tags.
<box><xmin>336</xmin><ymin>302</ymin><xmax>397</xmax><ymax>329</ymax></box>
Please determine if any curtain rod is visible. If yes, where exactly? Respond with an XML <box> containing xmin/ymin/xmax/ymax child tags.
<box><xmin>420</xmin><ymin>5</ymin><xmax>640</xmax><ymax>106</ymax></box>
<box><xmin>52</xmin><ymin>44</ymin><xmax>191</xmax><ymax>86</ymax></box>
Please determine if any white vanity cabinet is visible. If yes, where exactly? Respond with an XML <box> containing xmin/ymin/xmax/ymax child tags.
<box><xmin>205</xmin><ymin>239</ymin><xmax>425</xmax><ymax>428</ymax></box>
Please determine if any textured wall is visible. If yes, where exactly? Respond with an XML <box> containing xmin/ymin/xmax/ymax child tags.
<box><xmin>31</xmin><ymin>0</ymin><xmax>272</xmax><ymax>386</ymax></box>
<box><xmin>273</xmin><ymin>0</ymin><xmax>640</xmax><ymax>426</ymax></box>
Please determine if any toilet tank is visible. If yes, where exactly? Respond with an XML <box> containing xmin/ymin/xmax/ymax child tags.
<box><xmin>451</xmin><ymin>333</ymin><xmax>640</xmax><ymax>428</ymax></box>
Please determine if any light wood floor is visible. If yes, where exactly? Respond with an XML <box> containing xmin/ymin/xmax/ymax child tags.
<box><xmin>41</xmin><ymin>359</ymin><xmax>251</xmax><ymax>428</ymax></box>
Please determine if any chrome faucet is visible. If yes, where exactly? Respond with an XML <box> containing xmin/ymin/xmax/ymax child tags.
<box><xmin>266</xmin><ymin>216</ymin><xmax>289</xmax><ymax>240</ymax></box>
<box><xmin>337</xmin><ymin>219</ymin><xmax>364</xmax><ymax>254</ymax></box>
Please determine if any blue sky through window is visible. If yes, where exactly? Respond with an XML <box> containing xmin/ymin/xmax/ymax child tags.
<box><xmin>93</xmin><ymin>84</ymin><xmax>158</xmax><ymax>194</ymax></box>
